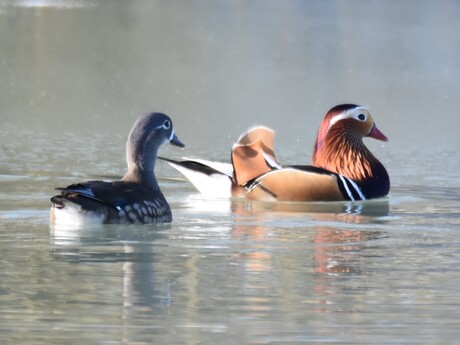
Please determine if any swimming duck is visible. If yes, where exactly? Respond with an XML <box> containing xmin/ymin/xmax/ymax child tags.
<box><xmin>158</xmin><ymin>126</ymin><xmax>276</xmax><ymax>198</ymax></box>
<box><xmin>50</xmin><ymin>112</ymin><xmax>184</xmax><ymax>225</ymax></box>
<box><xmin>235</xmin><ymin>104</ymin><xmax>390</xmax><ymax>201</ymax></box>
<box><xmin>160</xmin><ymin>104</ymin><xmax>390</xmax><ymax>201</ymax></box>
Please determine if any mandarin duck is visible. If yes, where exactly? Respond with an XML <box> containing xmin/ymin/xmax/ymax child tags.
<box><xmin>158</xmin><ymin>126</ymin><xmax>276</xmax><ymax>198</ymax></box>
<box><xmin>160</xmin><ymin>104</ymin><xmax>390</xmax><ymax>202</ymax></box>
<box><xmin>50</xmin><ymin>112</ymin><xmax>184</xmax><ymax>226</ymax></box>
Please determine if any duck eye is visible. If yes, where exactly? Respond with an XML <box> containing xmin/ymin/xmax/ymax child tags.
<box><xmin>357</xmin><ymin>114</ymin><xmax>366</xmax><ymax>121</ymax></box>
<box><xmin>163</xmin><ymin>120</ymin><xmax>171</xmax><ymax>129</ymax></box>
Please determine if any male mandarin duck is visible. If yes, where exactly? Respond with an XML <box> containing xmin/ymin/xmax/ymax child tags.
<box><xmin>50</xmin><ymin>112</ymin><xmax>185</xmax><ymax>226</ymax></box>
<box><xmin>160</xmin><ymin>104</ymin><xmax>390</xmax><ymax>202</ymax></box>
<box><xmin>234</xmin><ymin>104</ymin><xmax>390</xmax><ymax>201</ymax></box>
<box><xmin>159</xmin><ymin>126</ymin><xmax>276</xmax><ymax>198</ymax></box>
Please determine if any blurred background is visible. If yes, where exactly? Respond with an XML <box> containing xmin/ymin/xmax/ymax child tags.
<box><xmin>1</xmin><ymin>0</ymin><xmax>459</xmax><ymax>156</ymax></box>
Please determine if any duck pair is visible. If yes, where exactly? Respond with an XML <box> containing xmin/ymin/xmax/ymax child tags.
<box><xmin>50</xmin><ymin>104</ymin><xmax>390</xmax><ymax>225</ymax></box>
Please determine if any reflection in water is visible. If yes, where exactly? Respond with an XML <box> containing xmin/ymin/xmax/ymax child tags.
<box><xmin>310</xmin><ymin>224</ymin><xmax>390</xmax><ymax>317</ymax></box>
<box><xmin>48</xmin><ymin>194</ymin><xmax>389</xmax><ymax>340</ymax></box>
<box><xmin>312</xmin><ymin>227</ymin><xmax>386</xmax><ymax>274</ymax></box>
<box><xmin>229</xmin><ymin>197</ymin><xmax>390</xmax><ymax>222</ymax></box>
<box><xmin>229</xmin><ymin>197</ymin><xmax>389</xmax><ymax>319</ymax></box>
<box><xmin>50</xmin><ymin>224</ymin><xmax>173</xmax><ymax>309</ymax></box>
<box><xmin>2</xmin><ymin>0</ymin><xmax>460</xmax><ymax>343</ymax></box>
<box><xmin>231</xmin><ymin>197</ymin><xmax>390</xmax><ymax>220</ymax></box>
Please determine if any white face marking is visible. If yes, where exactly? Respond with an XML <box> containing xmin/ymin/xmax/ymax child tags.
<box><xmin>329</xmin><ymin>106</ymin><xmax>369</xmax><ymax>128</ymax></box>
<box><xmin>168</xmin><ymin>128</ymin><xmax>175</xmax><ymax>142</ymax></box>
<box><xmin>155</xmin><ymin>119</ymin><xmax>171</xmax><ymax>130</ymax></box>
<box><xmin>162</xmin><ymin>119</ymin><xmax>171</xmax><ymax>130</ymax></box>
<box><xmin>154</xmin><ymin>119</ymin><xmax>173</xmax><ymax>140</ymax></box>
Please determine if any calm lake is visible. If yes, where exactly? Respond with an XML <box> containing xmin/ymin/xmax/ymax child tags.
<box><xmin>1</xmin><ymin>1</ymin><xmax>460</xmax><ymax>344</ymax></box>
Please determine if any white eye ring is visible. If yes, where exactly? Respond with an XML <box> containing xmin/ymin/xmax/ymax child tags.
<box><xmin>356</xmin><ymin>113</ymin><xmax>366</xmax><ymax>121</ymax></box>
<box><xmin>163</xmin><ymin>120</ymin><xmax>171</xmax><ymax>129</ymax></box>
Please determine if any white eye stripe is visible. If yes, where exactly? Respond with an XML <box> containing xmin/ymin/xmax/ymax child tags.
<box><xmin>155</xmin><ymin>120</ymin><xmax>172</xmax><ymax>131</ymax></box>
<box><xmin>163</xmin><ymin>120</ymin><xmax>171</xmax><ymax>129</ymax></box>
<box><xmin>329</xmin><ymin>113</ymin><xmax>349</xmax><ymax>127</ymax></box>
<box><xmin>168</xmin><ymin>128</ymin><xmax>175</xmax><ymax>142</ymax></box>
<box><xmin>329</xmin><ymin>106</ymin><xmax>369</xmax><ymax>127</ymax></box>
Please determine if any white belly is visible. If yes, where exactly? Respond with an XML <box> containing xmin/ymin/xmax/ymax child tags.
<box><xmin>50</xmin><ymin>203</ymin><xmax>106</xmax><ymax>228</ymax></box>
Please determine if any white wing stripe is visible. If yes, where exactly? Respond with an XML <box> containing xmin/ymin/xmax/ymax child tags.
<box><xmin>345</xmin><ymin>177</ymin><xmax>366</xmax><ymax>200</ymax></box>
<box><xmin>262</xmin><ymin>151</ymin><xmax>281</xmax><ymax>169</ymax></box>
<box><xmin>338</xmin><ymin>175</ymin><xmax>355</xmax><ymax>201</ymax></box>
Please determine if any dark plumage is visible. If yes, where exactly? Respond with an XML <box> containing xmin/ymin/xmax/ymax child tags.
<box><xmin>50</xmin><ymin>112</ymin><xmax>184</xmax><ymax>226</ymax></box>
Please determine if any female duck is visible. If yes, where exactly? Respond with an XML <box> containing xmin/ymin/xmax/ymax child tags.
<box><xmin>50</xmin><ymin>112</ymin><xmax>184</xmax><ymax>225</ymax></box>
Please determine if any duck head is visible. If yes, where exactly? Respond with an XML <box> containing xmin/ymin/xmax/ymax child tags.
<box><xmin>124</xmin><ymin>112</ymin><xmax>184</xmax><ymax>186</ymax></box>
<box><xmin>313</xmin><ymin>104</ymin><xmax>388</xmax><ymax>181</ymax></box>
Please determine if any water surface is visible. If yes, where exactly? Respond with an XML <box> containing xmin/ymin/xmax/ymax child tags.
<box><xmin>1</xmin><ymin>1</ymin><xmax>460</xmax><ymax>344</ymax></box>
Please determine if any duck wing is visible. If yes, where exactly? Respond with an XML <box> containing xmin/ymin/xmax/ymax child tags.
<box><xmin>244</xmin><ymin>166</ymin><xmax>366</xmax><ymax>202</ymax></box>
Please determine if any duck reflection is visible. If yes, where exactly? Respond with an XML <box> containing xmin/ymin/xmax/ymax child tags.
<box><xmin>230</xmin><ymin>197</ymin><xmax>389</xmax><ymax>277</ymax></box>
<box><xmin>311</xmin><ymin>226</ymin><xmax>386</xmax><ymax>274</ymax></box>
<box><xmin>49</xmin><ymin>223</ymin><xmax>174</xmax><ymax>309</ymax></box>
<box><xmin>235</xmin><ymin>197</ymin><xmax>390</xmax><ymax>219</ymax></box>
<box><xmin>49</xmin><ymin>195</ymin><xmax>390</xmax><ymax>335</ymax></box>
<box><xmin>229</xmin><ymin>198</ymin><xmax>389</xmax><ymax>318</ymax></box>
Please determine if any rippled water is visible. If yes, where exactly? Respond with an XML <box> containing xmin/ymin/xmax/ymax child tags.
<box><xmin>1</xmin><ymin>127</ymin><xmax>460</xmax><ymax>344</ymax></box>
<box><xmin>2</xmin><ymin>1</ymin><xmax>460</xmax><ymax>344</ymax></box>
